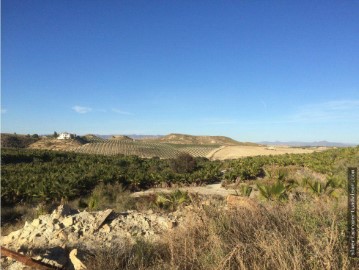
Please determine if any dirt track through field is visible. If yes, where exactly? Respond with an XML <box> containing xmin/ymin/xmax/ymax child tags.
<box><xmin>206</xmin><ymin>146</ymin><xmax>226</xmax><ymax>159</ymax></box>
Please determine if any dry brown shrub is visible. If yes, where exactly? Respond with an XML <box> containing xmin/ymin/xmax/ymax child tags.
<box><xmin>159</xmin><ymin>203</ymin><xmax>310</xmax><ymax>270</ymax></box>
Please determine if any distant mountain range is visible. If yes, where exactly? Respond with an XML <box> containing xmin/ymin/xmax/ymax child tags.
<box><xmin>259</xmin><ymin>141</ymin><xmax>357</xmax><ymax>147</ymax></box>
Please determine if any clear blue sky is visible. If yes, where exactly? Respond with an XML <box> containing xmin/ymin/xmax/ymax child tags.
<box><xmin>2</xmin><ymin>0</ymin><xmax>359</xmax><ymax>143</ymax></box>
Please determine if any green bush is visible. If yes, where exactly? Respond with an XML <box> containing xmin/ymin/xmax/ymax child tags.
<box><xmin>169</xmin><ymin>153</ymin><xmax>197</xmax><ymax>173</ymax></box>
<box><xmin>87</xmin><ymin>182</ymin><xmax>134</xmax><ymax>211</ymax></box>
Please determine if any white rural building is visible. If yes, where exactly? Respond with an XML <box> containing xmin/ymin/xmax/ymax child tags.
<box><xmin>57</xmin><ymin>132</ymin><xmax>75</xmax><ymax>140</ymax></box>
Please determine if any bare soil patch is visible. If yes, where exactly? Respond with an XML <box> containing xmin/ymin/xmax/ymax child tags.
<box><xmin>210</xmin><ymin>145</ymin><xmax>328</xmax><ymax>160</ymax></box>
<box><xmin>28</xmin><ymin>138</ymin><xmax>84</xmax><ymax>151</ymax></box>
<box><xmin>132</xmin><ymin>183</ymin><xmax>236</xmax><ymax>198</ymax></box>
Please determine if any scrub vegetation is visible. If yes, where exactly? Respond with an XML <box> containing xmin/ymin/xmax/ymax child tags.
<box><xmin>1</xmin><ymin>146</ymin><xmax>359</xmax><ymax>269</ymax></box>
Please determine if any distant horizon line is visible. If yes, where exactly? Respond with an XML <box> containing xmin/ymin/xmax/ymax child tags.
<box><xmin>1</xmin><ymin>131</ymin><xmax>357</xmax><ymax>146</ymax></box>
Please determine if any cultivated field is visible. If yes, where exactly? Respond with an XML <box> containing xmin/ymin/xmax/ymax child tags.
<box><xmin>72</xmin><ymin>141</ymin><xmax>182</xmax><ymax>158</ymax></box>
<box><xmin>3</xmin><ymin>133</ymin><xmax>331</xmax><ymax>160</ymax></box>
<box><xmin>71</xmin><ymin>141</ymin><xmax>220</xmax><ymax>159</ymax></box>
<box><xmin>2</xmin><ymin>146</ymin><xmax>359</xmax><ymax>269</ymax></box>
<box><xmin>70</xmin><ymin>141</ymin><xmax>321</xmax><ymax>160</ymax></box>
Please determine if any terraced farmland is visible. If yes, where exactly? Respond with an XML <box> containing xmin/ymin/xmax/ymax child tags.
<box><xmin>72</xmin><ymin>141</ymin><xmax>180</xmax><ymax>158</ymax></box>
<box><xmin>71</xmin><ymin>141</ymin><xmax>221</xmax><ymax>159</ymax></box>
<box><xmin>165</xmin><ymin>144</ymin><xmax>220</xmax><ymax>157</ymax></box>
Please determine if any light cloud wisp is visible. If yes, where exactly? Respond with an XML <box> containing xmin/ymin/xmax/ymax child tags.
<box><xmin>111</xmin><ymin>108</ymin><xmax>132</xmax><ymax>115</ymax></box>
<box><xmin>72</xmin><ymin>106</ymin><xmax>92</xmax><ymax>114</ymax></box>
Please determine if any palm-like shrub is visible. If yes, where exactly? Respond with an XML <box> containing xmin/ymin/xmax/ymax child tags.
<box><xmin>307</xmin><ymin>179</ymin><xmax>341</xmax><ymax>198</ymax></box>
<box><xmin>155</xmin><ymin>190</ymin><xmax>189</xmax><ymax>211</ymax></box>
<box><xmin>238</xmin><ymin>184</ymin><xmax>253</xmax><ymax>197</ymax></box>
<box><xmin>257</xmin><ymin>181</ymin><xmax>288</xmax><ymax>201</ymax></box>
<box><xmin>326</xmin><ymin>176</ymin><xmax>345</xmax><ymax>189</ymax></box>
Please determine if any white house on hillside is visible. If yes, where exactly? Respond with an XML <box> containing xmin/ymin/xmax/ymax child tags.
<box><xmin>58</xmin><ymin>132</ymin><xmax>75</xmax><ymax>140</ymax></box>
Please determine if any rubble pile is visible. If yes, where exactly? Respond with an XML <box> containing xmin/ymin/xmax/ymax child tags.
<box><xmin>1</xmin><ymin>205</ymin><xmax>180</xmax><ymax>269</ymax></box>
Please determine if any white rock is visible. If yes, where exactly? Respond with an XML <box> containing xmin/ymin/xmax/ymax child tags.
<box><xmin>54</xmin><ymin>223</ymin><xmax>64</xmax><ymax>230</ymax></box>
<box><xmin>101</xmin><ymin>224</ymin><xmax>111</xmax><ymax>233</ymax></box>
<box><xmin>69</xmin><ymin>249</ymin><xmax>87</xmax><ymax>270</ymax></box>
<box><xmin>31</xmin><ymin>219</ymin><xmax>42</xmax><ymax>227</ymax></box>
<box><xmin>62</xmin><ymin>217</ymin><xmax>74</xmax><ymax>227</ymax></box>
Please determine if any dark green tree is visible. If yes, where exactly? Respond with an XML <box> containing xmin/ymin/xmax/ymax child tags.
<box><xmin>170</xmin><ymin>153</ymin><xmax>197</xmax><ymax>173</ymax></box>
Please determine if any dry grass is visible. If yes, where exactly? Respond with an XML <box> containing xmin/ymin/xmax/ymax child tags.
<box><xmin>1</xmin><ymin>203</ymin><xmax>53</xmax><ymax>236</ymax></box>
<box><xmin>28</xmin><ymin>138</ymin><xmax>83</xmax><ymax>151</ymax></box>
<box><xmin>87</xmin><ymin>196</ymin><xmax>358</xmax><ymax>270</ymax></box>
<box><xmin>2</xmin><ymin>188</ymin><xmax>356</xmax><ymax>269</ymax></box>
<box><xmin>85</xmin><ymin>240</ymin><xmax>169</xmax><ymax>270</ymax></box>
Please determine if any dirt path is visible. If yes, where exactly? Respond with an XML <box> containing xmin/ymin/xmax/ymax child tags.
<box><xmin>131</xmin><ymin>183</ymin><xmax>236</xmax><ymax>198</ymax></box>
<box><xmin>206</xmin><ymin>146</ymin><xmax>226</xmax><ymax>159</ymax></box>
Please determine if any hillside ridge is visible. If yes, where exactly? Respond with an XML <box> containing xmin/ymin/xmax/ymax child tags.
<box><xmin>149</xmin><ymin>133</ymin><xmax>257</xmax><ymax>146</ymax></box>
<box><xmin>1</xmin><ymin>133</ymin><xmax>40</xmax><ymax>148</ymax></box>
<box><xmin>109</xmin><ymin>135</ymin><xmax>134</xmax><ymax>141</ymax></box>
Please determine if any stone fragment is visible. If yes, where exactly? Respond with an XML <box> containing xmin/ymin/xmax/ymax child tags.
<box><xmin>55</xmin><ymin>230</ymin><xmax>68</xmax><ymax>241</ymax></box>
<box><xmin>31</xmin><ymin>219</ymin><xmax>42</xmax><ymax>227</ymax></box>
<box><xmin>91</xmin><ymin>209</ymin><xmax>113</xmax><ymax>232</ymax></box>
<box><xmin>102</xmin><ymin>224</ymin><xmax>111</xmax><ymax>233</ymax></box>
<box><xmin>69</xmin><ymin>249</ymin><xmax>87</xmax><ymax>270</ymax></box>
<box><xmin>52</xmin><ymin>204</ymin><xmax>78</xmax><ymax>219</ymax></box>
<box><xmin>62</xmin><ymin>216</ymin><xmax>74</xmax><ymax>227</ymax></box>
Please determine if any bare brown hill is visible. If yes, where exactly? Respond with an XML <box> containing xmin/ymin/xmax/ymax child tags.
<box><xmin>144</xmin><ymin>133</ymin><xmax>258</xmax><ymax>146</ymax></box>
<box><xmin>28</xmin><ymin>137</ymin><xmax>84</xmax><ymax>151</ymax></box>
<box><xmin>1</xmin><ymin>134</ymin><xmax>40</xmax><ymax>148</ymax></box>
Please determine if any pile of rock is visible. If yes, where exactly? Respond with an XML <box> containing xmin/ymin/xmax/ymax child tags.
<box><xmin>1</xmin><ymin>205</ymin><xmax>180</xmax><ymax>269</ymax></box>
